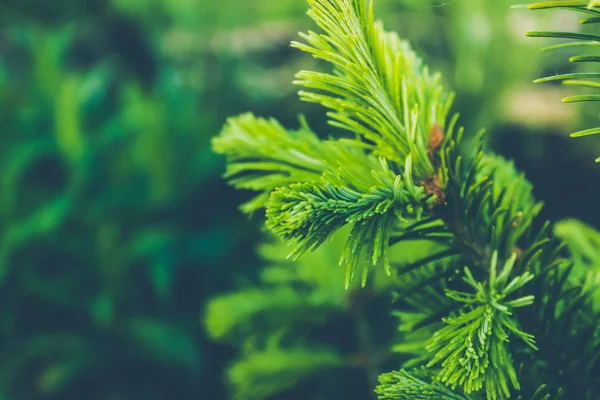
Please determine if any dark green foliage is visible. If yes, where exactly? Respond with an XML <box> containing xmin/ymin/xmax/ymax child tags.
<box><xmin>0</xmin><ymin>24</ymin><xmax>211</xmax><ymax>397</ymax></box>
<box><xmin>0</xmin><ymin>1</ymin><xmax>297</xmax><ymax>398</ymax></box>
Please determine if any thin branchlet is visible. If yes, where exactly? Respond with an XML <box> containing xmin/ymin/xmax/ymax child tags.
<box><xmin>527</xmin><ymin>1</ymin><xmax>600</xmax><ymax>162</ymax></box>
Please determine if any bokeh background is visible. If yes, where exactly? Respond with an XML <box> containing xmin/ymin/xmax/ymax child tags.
<box><xmin>0</xmin><ymin>0</ymin><xmax>599</xmax><ymax>399</ymax></box>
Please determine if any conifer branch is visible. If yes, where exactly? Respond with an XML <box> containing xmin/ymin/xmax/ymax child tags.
<box><xmin>266</xmin><ymin>155</ymin><xmax>432</xmax><ymax>287</ymax></box>
<box><xmin>376</xmin><ymin>368</ymin><xmax>471</xmax><ymax>400</ymax></box>
<box><xmin>292</xmin><ymin>0</ymin><xmax>454</xmax><ymax>178</ymax></box>
<box><xmin>525</xmin><ymin>1</ymin><xmax>600</xmax><ymax>162</ymax></box>
<box><xmin>426</xmin><ymin>255</ymin><xmax>536</xmax><ymax>399</ymax></box>
<box><xmin>213</xmin><ymin>113</ymin><xmax>350</xmax><ymax>213</ymax></box>
<box><xmin>211</xmin><ymin>0</ymin><xmax>600</xmax><ymax>398</ymax></box>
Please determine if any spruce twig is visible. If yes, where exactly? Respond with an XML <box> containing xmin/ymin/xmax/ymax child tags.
<box><xmin>210</xmin><ymin>0</ymin><xmax>600</xmax><ymax>398</ymax></box>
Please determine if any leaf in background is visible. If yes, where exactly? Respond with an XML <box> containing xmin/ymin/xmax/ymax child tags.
<box><xmin>125</xmin><ymin>318</ymin><xmax>201</xmax><ymax>371</ymax></box>
<box><xmin>1</xmin><ymin>141</ymin><xmax>56</xmax><ymax>218</ymax></box>
<box><xmin>0</xmin><ymin>196</ymin><xmax>72</xmax><ymax>282</ymax></box>
<box><xmin>90</xmin><ymin>293</ymin><xmax>115</xmax><ymax>328</ymax></box>
<box><xmin>32</xmin><ymin>29</ymin><xmax>69</xmax><ymax>97</ymax></box>
<box><xmin>0</xmin><ymin>334</ymin><xmax>90</xmax><ymax>395</ymax></box>
<box><xmin>150</xmin><ymin>259</ymin><xmax>172</xmax><ymax>302</ymax></box>
<box><xmin>55</xmin><ymin>75</ymin><xmax>84</xmax><ymax>164</ymax></box>
<box><xmin>205</xmin><ymin>287</ymin><xmax>322</xmax><ymax>341</ymax></box>
<box><xmin>228</xmin><ymin>345</ymin><xmax>343</xmax><ymax>400</ymax></box>
<box><xmin>37</xmin><ymin>360</ymin><xmax>89</xmax><ymax>395</ymax></box>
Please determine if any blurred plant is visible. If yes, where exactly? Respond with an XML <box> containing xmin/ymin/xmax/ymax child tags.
<box><xmin>0</xmin><ymin>1</ymin><xmax>278</xmax><ymax>396</ymax></box>
<box><xmin>1</xmin><ymin>0</ymin><xmax>357</xmax><ymax>398</ymax></box>
<box><xmin>141</xmin><ymin>0</ymin><xmax>550</xmax><ymax>133</ymax></box>
<box><xmin>206</xmin><ymin>231</ymin><xmax>397</xmax><ymax>399</ymax></box>
<box><xmin>209</xmin><ymin>0</ymin><xmax>600</xmax><ymax>399</ymax></box>
<box><xmin>0</xmin><ymin>26</ymin><xmax>209</xmax><ymax>398</ymax></box>
<box><xmin>554</xmin><ymin>218</ymin><xmax>600</xmax><ymax>311</ymax></box>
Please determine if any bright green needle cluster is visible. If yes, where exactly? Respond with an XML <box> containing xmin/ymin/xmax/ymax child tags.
<box><xmin>292</xmin><ymin>0</ymin><xmax>454</xmax><ymax>178</ymax></box>
<box><xmin>427</xmin><ymin>254</ymin><xmax>536</xmax><ymax>399</ymax></box>
<box><xmin>213</xmin><ymin>0</ymin><xmax>453</xmax><ymax>287</ymax></box>
<box><xmin>267</xmin><ymin>155</ymin><xmax>431</xmax><ymax>287</ymax></box>
<box><xmin>213</xmin><ymin>113</ymin><xmax>343</xmax><ymax>213</ymax></box>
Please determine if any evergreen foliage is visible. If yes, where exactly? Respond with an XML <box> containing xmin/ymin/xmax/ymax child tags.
<box><xmin>209</xmin><ymin>0</ymin><xmax>600</xmax><ymax>398</ymax></box>
<box><xmin>525</xmin><ymin>1</ymin><xmax>600</xmax><ymax>161</ymax></box>
<box><xmin>291</xmin><ymin>0</ymin><xmax>454</xmax><ymax>178</ymax></box>
<box><xmin>555</xmin><ymin>219</ymin><xmax>600</xmax><ymax>310</ymax></box>
<box><xmin>376</xmin><ymin>368</ymin><xmax>471</xmax><ymax>400</ymax></box>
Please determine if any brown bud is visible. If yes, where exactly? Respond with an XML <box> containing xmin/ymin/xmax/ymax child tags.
<box><xmin>428</xmin><ymin>124</ymin><xmax>445</xmax><ymax>152</ymax></box>
<box><xmin>421</xmin><ymin>174</ymin><xmax>446</xmax><ymax>208</ymax></box>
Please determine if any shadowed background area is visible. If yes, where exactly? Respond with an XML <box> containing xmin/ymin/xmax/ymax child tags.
<box><xmin>0</xmin><ymin>0</ymin><xmax>599</xmax><ymax>399</ymax></box>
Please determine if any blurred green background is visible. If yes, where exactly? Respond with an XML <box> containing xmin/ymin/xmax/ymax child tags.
<box><xmin>0</xmin><ymin>0</ymin><xmax>599</xmax><ymax>399</ymax></box>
